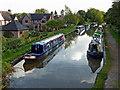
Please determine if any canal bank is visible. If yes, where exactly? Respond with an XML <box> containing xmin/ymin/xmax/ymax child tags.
<box><xmin>92</xmin><ymin>25</ymin><xmax>119</xmax><ymax>89</ymax></box>
<box><xmin>104</xmin><ymin>26</ymin><xmax>119</xmax><ymax>88</ymax></box>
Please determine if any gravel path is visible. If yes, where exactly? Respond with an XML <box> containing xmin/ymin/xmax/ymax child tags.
<box><xmin>104</xmin><ymin>26</ymin><xmax>120</xmax><ymax>88</ymax></box>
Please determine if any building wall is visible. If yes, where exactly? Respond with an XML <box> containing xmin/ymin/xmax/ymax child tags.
<box><xmin>18</xmin><ymin>30</ymin><xmax>29</xmax><ymax>38</ymax></box>
<box><xmin>22</xmin><ymin>15</ymin><xmax>32</xmax><ymax>29</ymax></box>
<box><xmin>2</xmin><ymin>30</ymin><xmax>29</xmax><ymax>38</ymax></box>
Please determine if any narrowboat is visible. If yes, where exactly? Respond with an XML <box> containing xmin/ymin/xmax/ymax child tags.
<box><xmin>84</xmin><ymin>24</ymin><xmax>90</xmax><ymax>30</ymax></box>
<box><xmin>93</xmin><ymin>27</ymin><xmax>103</xmax><ymax>43</ymax></box>
<box><xmin>91</xmin><ymin>22</ymin><xmax>98</xmax><ymax>27</ymax></box>
<box><xmin>23</xmin><ymin>44</ymin><xmax>63</xmax><ymax>72</ymax></box>
<box><xmin>87</xmin><ymin>39</ymin><xmax>103</xmax><ymax>59</ymax></box>
<box><xmin>75</xmin><ymin>25</ymin><xmax>85</xmax><ymax>35</ymax></box>
<box><xmin>24</xmin><ymin>33</ymin><xmax>65</xmax><ymax>60</ymax></box>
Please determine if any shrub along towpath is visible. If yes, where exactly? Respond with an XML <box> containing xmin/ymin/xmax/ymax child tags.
<box><xmin>104</xmin><ymin>25</ymin><xmax>120</xmax><ymax>88</ymax></box>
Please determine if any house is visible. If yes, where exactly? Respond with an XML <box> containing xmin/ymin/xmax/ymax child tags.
<box><xmin>20</xmin><ymin>12</ymin><xmax>54</xmax><ymax>31</ymax></box>
<box><xmin>0</xmin><ymin>10</ymin><xmax>29</xmax><ymax>38</ymax></box>
<box><xmin>0</xmin><ymin>10</ymin><xmax>18</xmax><ymax>26</ymax></box>
<box><xmin>0</xmin><ymin>20</ymin><xmax>29</xmax><ymax>38</ymax></box>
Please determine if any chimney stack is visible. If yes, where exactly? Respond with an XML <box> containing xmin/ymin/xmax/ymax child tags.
<box><xmin>8</xmin><ymin>9</ymin><xmax>12</xmax><ymax>13</ymax></box>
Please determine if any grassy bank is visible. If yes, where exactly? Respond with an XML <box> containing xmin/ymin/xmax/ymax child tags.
<box><xmin>92</xmin><ymin>26</ymin><xmax>111</xmax><ymax>89</ymax></box>
<box><xmin>108</xmin><ymin>25</ymin><xmax>120</xmax><ymax>46</ymax></box>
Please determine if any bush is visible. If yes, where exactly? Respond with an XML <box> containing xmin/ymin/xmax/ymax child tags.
<box><xmin>42</xmin><ymin>25</ymin><xmax>47</xmax><ymax>31</ymax></box>
<box><xmin>3</xmin><ymin>31</ymin><xmax>14</xmax><ymax>38</ymax></box>
<box><xmin>2</xmin><ymin>36</ymin><xmax>6</xmax><ymax>42</ymax></box>
<box><xmin>23</xmin><ymin>31</ymin><xmax>29</xmax><ymax>38</ymax></box>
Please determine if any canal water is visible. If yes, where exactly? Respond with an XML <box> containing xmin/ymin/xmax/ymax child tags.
<box><xmin>8</xmin><ymin>29</ymin><xmax>103</xmax><ymax>88</ymax></box>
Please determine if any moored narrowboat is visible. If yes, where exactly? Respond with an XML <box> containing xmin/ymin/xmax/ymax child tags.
<box><xmin>24</xmin><ymin>33</ymin><xmax>65</xmax><ymax>60</ymax></box>
<box><xmin>87</xmin><ymin>39</ymin><xmax>103</xmax><ymax>59</ymax></box>
<box><xmin>75</xmin><ymin>25</ymin><xmax>85</xmax><ymax>35</ymax></box>
<box><xmin>84</xmin><ymin>24</ymin><xmax>90</xmax><ymax>31</ymax></box>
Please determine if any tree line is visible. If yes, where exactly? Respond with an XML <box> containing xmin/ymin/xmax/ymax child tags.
<box><xmin>105</xmin><ymin>1</ymin><xmax>120</xmax><ymax>34</ymax></box>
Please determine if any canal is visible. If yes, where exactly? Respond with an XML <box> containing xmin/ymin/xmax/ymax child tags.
<box><xmin>8</xmin><ymin>29</ymin><xmax>103</xmax><ymax>88</ymax></box>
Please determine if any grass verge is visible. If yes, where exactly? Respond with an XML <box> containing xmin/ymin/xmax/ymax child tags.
<box><xmin>91</xmin><ymin>26</ymin><xmax>111</xmax><ymax>89</ymax></box>
<box><xmin>108</xmin><ymin>25</ymin><xmax>120</xmax><ymax>46</ymax></box>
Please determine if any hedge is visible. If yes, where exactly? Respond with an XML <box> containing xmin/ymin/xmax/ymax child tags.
<box><xmin>2</xmin><ymin>36</ymin><xmax>40</xmax><ymax>52</ymax></box>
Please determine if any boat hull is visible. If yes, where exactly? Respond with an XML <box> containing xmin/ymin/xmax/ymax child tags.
<box><xmin>87</xmin><ymin>51</ymin><xmax>103</xmax><ymax>59</ymax></box>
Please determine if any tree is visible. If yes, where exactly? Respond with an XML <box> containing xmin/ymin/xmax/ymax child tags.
<box><xmin>86</xmin><ymin>8</ymin><xmax>103</xmax><ymax>24</ymax></box>
<box><xmin>15</xmin><ymin>12</ymin><xmax>27</xmax><ymax>19</ymax></box>
<box><xmin>105</xmin><ymin>1</ymin><xmax>120</xmax><ymax>28</ymax></box>
<box><xmin>54</xmin><ymin>10</ymin><xmax>58</xmax><ymax>17</ymax></box>
<box><xmin>35</xmin><ymin>8</ymin><xmax>48</xmax><ymax>14</ymax></box>
<box><xmin>60</xmin><ymin>9</ymin><xmax>64</xmax><ymax>16</ymax></box>
<box><xmin>77</xmin><ymin>15</ymin><xmax>85</xmax><ymax>25</ymax></box>
<box><xmin>77</xmin><ymin>10</ymin><xmax>86</xmax><ymax>18</ymax></box>
<box><xmin>105</xmin><ymin>1</ymin><xmax>120</xmax><ymax>30</ymax></box>
<box><xmin>64</xmin><ymin>13</ymin><xmax>77</xmax><ymax>25</ymax></box>
<box><xmin>45</xmin><ymin>20</ymin><xmax>64</xmax><ymax>31</ymax></box>
<box><xmin>65</xmin><ymin>5</ymin><xmax>72</xmax><ymax>15</ymax></box>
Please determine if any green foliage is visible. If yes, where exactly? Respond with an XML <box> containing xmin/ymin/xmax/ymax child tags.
<box><xmin>86</xmin><ymin>8</ymin><xmax>103</xmax><ymax>24</ymax></box>
<box><xmin>2</xmin><ymin>36</ymin><xmax>6</xmax><ymax>42</ymax></box>
<box><xmin>23</xmin><ymin>31</ymin><xmax>29</xmax><ymax>38</ymax></box>
<box><xmin>108</xmin><ymin>25</ymin><xmax>120</xmax><ymax>46</ymax></box>
<box><xmin>42</xmin><ymin>25</ymin><xmax>47</xmax><ymax>31</ymax></box>
<box><xmin>15</xmin><ymin>12</ymin><xmax>27</xmax><ymax>19</ymax></box>
<box><xmin>60</xmin><ymin>9</ymin><xmax>64</xmax><ymax>16</ymax></box>
<box><xmin>54</xmin><ymin>10</ymin><xmax>58</xmax><ymax>17</ymax></box>
<box><xmin>77</xmin><ymin>10</ymin><xmax>86</xmax><ymax>18</ymax></box>
<box><xmin>46</xmin><ymin>19</ymin><xmax>64</xmax><ymax>30</ymax></box>
<box><xmin>105</xmin><ymin>1</ymin><xmax>120</xmax><ymax>33</ymax></box>
<box><xmin>64</xmin><ymin>13</ymin><xmax>77</xmax><ymax>25</ymax></box>
<box><xmin>2</xmin><ymin>36</ymin><xmax>40</xmax><ymax>52</ymax></box>
<box><xmin>65</xmin><ymin>5</ymin><xmax>72</xmax><ymax>15</ymax></box>
<box><xmin>77</xmin><ymin>15</ymin><xmax>85</xmax><ymax>25</ymax></box>
<box><xmin>35</xmin><ymin>8</ymin><xmax>48</xmax><ymax>14</ymax></box>
<box><xmin>3</xmin><ymin>31</ymin><xmax>14</xmax><ymax>38</ymax></box>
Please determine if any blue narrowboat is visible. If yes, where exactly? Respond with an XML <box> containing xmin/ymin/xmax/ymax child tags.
<box><xmin>24</xmin><ymin>33</ymin><xmax>65</xmax><ymax>60</ymax></box>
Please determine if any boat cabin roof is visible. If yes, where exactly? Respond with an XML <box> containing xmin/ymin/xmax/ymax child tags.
<box><xmin>33</xmin><ymin>33</ymin><xmax>64</xmax><ymax>46</ymax></box>
<box><xmin>76</xmin><ymin>25</ymin><xmax>84</xmax><ymax>28</ymax></box>
<box><xmin>91</xmin><ymin>40</ymin><xmax>99</xmax><ymax>45</ymax></box>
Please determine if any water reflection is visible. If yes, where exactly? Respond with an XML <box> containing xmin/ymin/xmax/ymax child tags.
<box><xmin>86</xmin><ymin>28</ymin><xmax>96</xmax><ymax>37</ymax></box>
<box><xmin>64</xmin><ymin>32</ymin><xmax>77</xmax><ymax>49</ymax></box>
<box><xmin>23</xmin><ymin>44</ymin><xmax>63</xmax><ymax>72</ymax></box>
<box><xmin>87</xmin><ymin>53</ymin><xmax>102</xmax><ymax>73</ymax></box>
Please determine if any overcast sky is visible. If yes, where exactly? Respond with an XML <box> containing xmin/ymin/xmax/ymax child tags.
<box><xmin>0</xmin><ymin>0</ymin><xmax>113</xmax><ymax>14</ymax></box>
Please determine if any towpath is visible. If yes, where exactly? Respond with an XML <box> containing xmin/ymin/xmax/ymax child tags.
<box><xmin>104</xmin><ymin>26</ymin><xmax>120</xmax><ymax>88</ymax></box>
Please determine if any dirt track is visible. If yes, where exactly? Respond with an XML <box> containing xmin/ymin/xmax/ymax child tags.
<box><xmin>104</xmin><ymin>26</ymin><xmax>120</xmax><ymax>88</ymax></box>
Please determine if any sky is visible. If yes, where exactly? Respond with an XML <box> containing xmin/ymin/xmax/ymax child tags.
<box><xmin>0</xmin><ymin>0</ymin><xmax>113</xmax><ymax>14</ymax></box>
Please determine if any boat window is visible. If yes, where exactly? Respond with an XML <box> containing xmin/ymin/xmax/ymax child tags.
<box><xmin>79</xmin><ymin>27</ymin><xmax>82</xmax><ymax>30</ymax></box>
<box><xmin>76</xmin><ymin>27</ymin><xmax>79</xmax><ymax>29</ymax></box>
<box><xmin>47</xmin><ymin>44</ymin><xmax>50</xmax><ymax>48</ymax></box>
<box><xmin>31</xmin><ymin>44</ymin><xmax>43</xmax><ymax>53</ymax></box>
